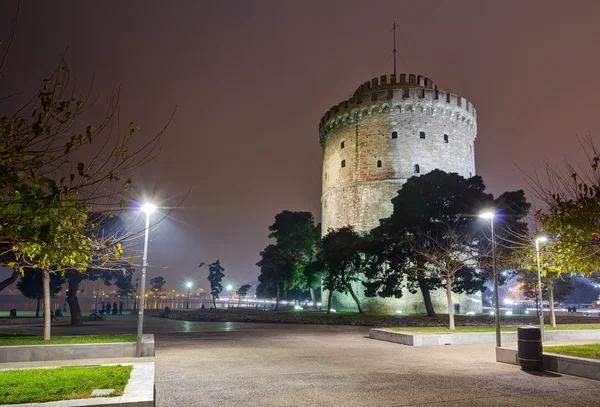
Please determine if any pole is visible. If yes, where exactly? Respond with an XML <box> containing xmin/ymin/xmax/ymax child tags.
<box><xmin>491</xmin><ymin>217</ymin><xmax>501</xmax><ymax>347</ymax></box>
<box><xmin>187</xmin><ymin>288</ymin><xmax>190</xmax><ymax>309</ymax></box>
<box><xmin>136</xmin><ymin>211</ymin><xmax>151</xmax><ymax>357</ymax></box>
<box><xmin>535</xmin><ymin>239</ymin><xmax>545</xmax><ymax>341</ymax></box>
<box><xmin>94</xmin><ymin>279</ymin><xmax>100</xmax><ymax>311</ymax></box>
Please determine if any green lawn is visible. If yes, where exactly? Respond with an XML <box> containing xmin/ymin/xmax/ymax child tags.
<box><xmin>0</xmin><ymin>365</ymin><xmax>132</xmax><ymax>404</ymax></box>
<box><xmin>545</xmin><ymin>344</ymin><xmax>600</xmax><ymax>360</ymax></box>
<box><xmin>0</xmin><ymin>334</ymin><xmax>136</xmax><ymax>346</ymax></box>
<box><xmin>389</xmin><ymin>324</ymin><xmax>600</xmax><ymax>333</ymax></box>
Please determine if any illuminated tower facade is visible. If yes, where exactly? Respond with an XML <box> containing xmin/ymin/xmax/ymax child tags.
<box><xmin>319</xmin><ymin>73</ymin><xmax>481</xmax><ymax>313</ymax></box>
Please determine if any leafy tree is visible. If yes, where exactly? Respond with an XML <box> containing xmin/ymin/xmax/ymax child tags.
<box><xmin>515</xmin><ymin>243</ymin><xmax>575</xmax><ymax>327</ymax></box>
<box><xmin>256</xmin><ymin>246</ymin><xmax>296</xmax><ymax>311</ymax></box>
<box><xmin>267</xmin><ymin>211</ymin><xmax>321</xmax><ymax>302</ymax></box>
<box><xmin>527</xmin><ymin>138</ymin><xmax>600</xmax><ymax>276</ymax></box>
<box><xmin>236</xmin><ymin>284</ymin><xmax>251</xmax><ymax>306</ymax></box>
<box><xmin>207</xmin><ymin>260</ymin><xmax>225</xmax><ymax>308</ymax></box>
<box><xmin>367</xmin><ymin>170</ymin><xmax>530</xmax><ymax>317</ymax></box>
<box><xmin>320</xmin><ymin>227</ymin><xmax>369</xmax><ymax>314</ymax></box>
<box><xmin>17</xmin><ymin>269</ymin><xmax>64</xmax><ymax>317</ymax></box>
<box><xmin>150</xmin><ymin>276</ymin><xmax>166</xmax><ymax>296</ymax></box>
<box><xmin>0</xmin><ymin>19</ymin><xmax>166</xmax><ymax>339</ymax></box>
<box><xmin>367</xmin><ymin>171</ymin><xmax>493</xmax><ymax>316</ymax></box>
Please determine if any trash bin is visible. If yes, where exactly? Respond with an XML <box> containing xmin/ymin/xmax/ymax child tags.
<box><xmin>9</xmin><ymin>309</ymin><xmax>17</xmax><ymax>317</ymax></box>
<box><xmin>454</xmin><ymin>303</ymin><xmax>460</xmax><ymax>315</ymax></box>
<box><xmin>518</xmin><ymin>326</ymin><xmax>543</xmax><ymax>371</ymax></box>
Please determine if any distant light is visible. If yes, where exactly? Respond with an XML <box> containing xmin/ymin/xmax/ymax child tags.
<box><xmin>489</xmin><ymin>311</ymin><xmax>494</xmax><ymax>316</ymax></box>
<box><xmin>294</xmin><ymin>305</ymin><xmax>303</xmax><ymax>311</ymax></box>
<box><xmin>503</xmin><ymin>298</ymin><xmax>514</xmax><ymax>305</ymax></box>
<box><xmin>395</xmin><ymin>310</ymin><xmax>403</xmax><ymax>314</ymax></box>
<box><xmin>186</xmin><ymin>281</ymin><xmax>193</xmax><ymax>289</ymax></box>
<box><xmin>466</xmin><ymin>311</ymin><xmax>475</xmax><ymax>316</ymax></box>
<box><xmin>330</xmin><ymin>309</ymin><xmax>337</xmax><ymax>313</ymax></box>
<box><xmin>505</xmin><ymin>311</ymin><xmax>513</xmax><ymax>316</ymax></box>
<box><xmin>525</xmin><ymin>310</ymin><xmax>530</xmax><ymax>314</ymax></box>
<box><xmin>502</xmin><ymin>271</ymin><xmax>508</xmax><ymax>276</ymax></box>
<box><xmin>226</xmin><ymin>285</ymin><xmax>233</xmax><ymax>291</ymax></box>
<box><xmin>536</xmin><ymin>236</ymin><xmax>548</xmax><ymax>243</ymax></box>
<box><xmin>141</xmin><ymin>203</ymin><xmax>157</xmax><ymax>214</ymax></box>
<box><xmin>479</xmin><ymin>210</ymin><xmax>495</xmax><ymax>219</ymax></box>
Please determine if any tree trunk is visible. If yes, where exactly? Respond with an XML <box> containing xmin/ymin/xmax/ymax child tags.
<box><xmin>275</xmin><ymin>283</ymin><xmax>280</xmax><ymax>311</ymax></box>
<box><xmin>66</xmin><ymin>278</ymin><xmax>83</xmax><ymax>326</ymax></box>
<box><xmin>212</xmin><ymin>295</ymin><xmax>217</xmax><ymax>309</ymax></box>
<box><xmin>309</xmin><ymin>287</ymin><xmax>316</xmax><ymax>305</ymax></box>
<box><xmin>327</xmin><ymin>290</ymin><xmax>333</xmax><ymax>314</ymax></box>
<box><xmin>35</xmin><ymin>297</ymin><xmax>41</xmax><ymax>318</ymax></box>
<box><xmin>417</xmin><ymin>276</ymin><xmax>436</xmax><ymax>317</ymax></box>
<box><xmin>548</xmin><ymin>279</ymin><xmax>556</xmax><ymax>328</ymax></box>
<box><xmin>42</xmin><ymin>269</ymin><xmax>51</xmax><ymax>341</ymax></box>
<box><xmin>133</xmin><ymin>296</ymin><xmax>137</xmax><ymax>310</ymax></box>
<box><xmin>446</xmin><ymin>277</ymin><xmax>455</xmax><ymax>330</ymax></box>
<box><xmin>348</xmin><ymin>286</ymin><xmax>363</xmax><ymax>313</ymax></box>
<box><xmin>0</xmin><ymin>269</ymin><xmax>19</xmax><ymax>292</ymax></box>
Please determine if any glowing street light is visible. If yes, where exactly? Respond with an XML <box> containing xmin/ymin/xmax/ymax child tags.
<box><xmin>136</xmin><ymin>201</ymin><xmax>156</xmax><ymax>357</ymax></box>
<box><xmin>479</xmin><ymin>209</ymin><xmax>500</xmax><ymax>347</ymax></box>
<box><xmin>186</xmin><ymin>281</ymin><xmax>193</xmax><ymax>309</ymax></box>
<box><xmin>535</xmin><ymin>236</ymin><xmax>548</xmax><ymax>340</ymax></box>
<box><xmin>226</xmin><ymin>284</ymin><xmax>233</xmax><ymax>291</ymax></box>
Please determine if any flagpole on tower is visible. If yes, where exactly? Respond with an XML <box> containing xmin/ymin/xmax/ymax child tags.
<box><xmin>390</xmin><ymin>20</ymin><xmax>399</xmax><ymax>76</ymax></box>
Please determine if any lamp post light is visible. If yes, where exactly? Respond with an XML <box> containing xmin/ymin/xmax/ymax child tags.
<box><xmin>535</xmin><ymin>236</ymin><xmax>548</xmax><ymax>341</ymax></box>
<box><xmin>186</xmin><ymin>281</ymin><xmax>193</xmax><ymax>309</ymax></box>
<box><xmin>480</xmin><ymin>210</ymin><xmax>500</xmax><ymax>347</ymax></box>
<box><xmin>136</xmin><ymin>202</ymin><xmax>156</xmax><ymax>358</ymax></box>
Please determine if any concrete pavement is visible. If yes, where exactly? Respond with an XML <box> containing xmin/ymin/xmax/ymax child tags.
<box><xmin>2</xmin><ymin>316</ymin><xmax>600</xmax><ymax>406</ymax></box>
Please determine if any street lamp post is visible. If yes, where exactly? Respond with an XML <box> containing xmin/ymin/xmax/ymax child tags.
<box><xmin>480</xmin><ymin>210</ymin><xmax>500</xmax><ymax>347</ymax></box>
<box><xmin>186</xmin><ymin>281</ymin><xmax>193</xmax><ymax>309</ymax></box>
<box><xmin>136</xmin><ymin>202</ymin><xmax>156</xmax><ymax>358</ymax></box>
<box><xmin>535</xmin><ymin>236</ymin><xmax>548</xmax><ymax>341</ymax></box>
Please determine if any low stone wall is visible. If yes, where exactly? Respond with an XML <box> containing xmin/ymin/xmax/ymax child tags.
<box><xmin>0</xmin><ymin>362</ymin><xmax>155</xmax><ymax>407</ymax></box>
<box><xmin>0</xmin><ymin>334</ymin><xmax>154</xmax><ymax>363</ymax></box>
<box><xmin>496</xmin><ymin>347</ymin><xmax>600</xmax><ymax>381</ymax></box>
<box><xmin>370</xmin><ymin>328</ymin><xmax>600</xmax><ymax>346</ymax></box>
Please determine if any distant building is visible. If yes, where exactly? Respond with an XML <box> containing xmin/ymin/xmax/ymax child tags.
<box><xmin>319</xmin><ymin>73</ymin><xmax>481</xmax><ymax>313</ymax></box>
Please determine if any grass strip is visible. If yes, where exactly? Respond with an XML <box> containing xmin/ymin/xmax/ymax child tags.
<box><xmin>0</xmin><ymin>365</ymin><xmax>132</xmax><ymax>404</ymax></box>
<box><xmin>545</xmin><ymin>344</ymin><xmax>600</xmax><ymax>360</ymax></box>
<box><xmin>389</xmin><ymin>324</ymin><xmax>600</xmax><ymax>333</ymax></box>
<box><xmin>0</xmin><ymin>334</ymin><xmax>136</xmax><ymax>346</ymax></box>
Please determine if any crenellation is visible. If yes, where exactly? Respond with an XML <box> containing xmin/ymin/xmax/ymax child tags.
<box><xmin>320</xmin><ymin>74</ymin><xmax>476</xmax><ymax>144</ymax></box>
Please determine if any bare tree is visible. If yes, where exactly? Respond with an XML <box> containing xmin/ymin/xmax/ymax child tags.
<box><xmin>408</xmin><ymin>223</ymin><xmax>483</xmax><ymax>330</ymax></box>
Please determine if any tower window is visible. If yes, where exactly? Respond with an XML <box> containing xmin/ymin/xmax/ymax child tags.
<box><xmin>446</xmin><ymin>93</ymin><xmax>451</xmax><ymax>103</ymax></box>
<box><xmin>340</xmin><ymin>141</ymin><xmax>345</xmax><ymax>149</ymax></box>
<box><xmin>341</xmin><ymin>160</ymin><xmax>346</xmax><ymax>168</ymax></box>
<box><xmin>470</xmin><ymin>144</ymin><xmax>473</xmax><ymax>152</ymax></box>
<box><xmin>418</xmin><ymin>89</ymin><xmax>425</xmax><ymax>98</ymax></box>
<box><xmin>414</xmin><ymin>164</ymin><xmax>420</xmax><ymax>174</ymax></box>
<box><xmin>444</xmin><ymin>134</ymin><xmax>448</xmax><ymax>143</ymax></box>
<box><xmin>469</xmin><ymin>172</ymin><xmax>472</xmax><ymax>178</ymax></box>
<box><xmin>377</xmin><ymin>160</ymin><xmax>382</xmax><ymax>168</ymax></box>
<box><xmin>392</xmin><ymin>131</ymin><xmax>398</xmax><ymax>139</ymax></box>
<box><xmin>419</xmin><ymin>131</ymin><xmax>426</xmax><ymax>139</ymax></box>
<box><xmin>325</xmin><ymin>173</ymin><xmax>328</xmax><ymax>180</ymax></box>
<box><xmin>402</xmin><ymin>88</ymin><xmax>410</xmax><ymax>98</ymax></box>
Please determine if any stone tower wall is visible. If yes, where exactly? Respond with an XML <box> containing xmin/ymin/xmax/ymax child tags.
<box><xmin>319</xmin><ymin>73</ymin><xmax>480</xmax><ymax>313</ymax></box>
<box><xmin>320</xmin><ymin>73</ymin><xmax>477</xmax><ymax>235</ymax></box>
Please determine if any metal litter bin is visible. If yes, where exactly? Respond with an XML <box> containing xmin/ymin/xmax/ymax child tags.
<box><xmin>9</xmin><ymin>308</ymin><xmax>17</xmax><ymax>317</ymax></box>
<box><xmin>518</xmin><ymin>326</ymin><xmax>543</xmax><ymax>371</ymax></box>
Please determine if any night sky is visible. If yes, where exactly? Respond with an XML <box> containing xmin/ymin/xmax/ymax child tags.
<box><xmin>1</xmin><ymin>1</ymin><xmax>600</xmax><ymax>293</ymax></box>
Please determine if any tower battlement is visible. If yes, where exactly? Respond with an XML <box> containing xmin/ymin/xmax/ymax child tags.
<box><xmin>319</xmin><ymin>74</ymin><xmax>475</xmax><ymax>147</ymax></box>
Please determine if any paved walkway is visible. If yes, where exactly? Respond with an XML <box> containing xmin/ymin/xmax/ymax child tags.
<box><xmin>2</xmin><ymin>316</ymin><xmax>600</xmax><ymax>406</ymax></box>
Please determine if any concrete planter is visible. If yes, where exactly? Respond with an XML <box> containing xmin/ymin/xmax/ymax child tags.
<box><xmin>496</xmin><ymin>347</ymin><xmax>600</xmax><ymax>381</ymax></box>
<box><xmin>0</xmin><ymin>334</ymin><xmax>154</xmax><ymax>363</ymax></box>
<box><xmin>0</xmin><ymin>362</ymin><xmax>155</xmax><ymax>407</ymax></box>
<box><xmin>370</xmin><ymin>328</ymin><xmax>600</xmax><ymax>346</ymax></box>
